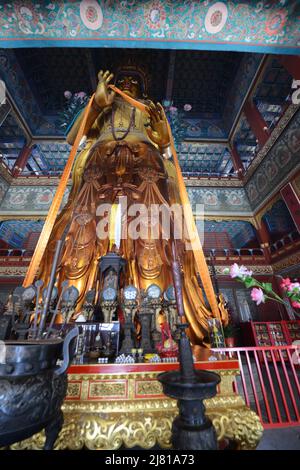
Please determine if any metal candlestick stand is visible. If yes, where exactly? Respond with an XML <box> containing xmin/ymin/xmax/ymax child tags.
<box><xmin>158</xmin><ymin>244</ymin><xmax>220</xmax><ymax>450</ymax></box>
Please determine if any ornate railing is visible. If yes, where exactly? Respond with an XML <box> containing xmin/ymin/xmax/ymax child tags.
<box><xmin>212</xmin><ymin>345</ymin><xmax>300</xmax><ymax>429</ymax></box>
<box><xmin>270</xmin><ymin>231</ymin><xmax>300</xmax><ymax>254</ymax></box>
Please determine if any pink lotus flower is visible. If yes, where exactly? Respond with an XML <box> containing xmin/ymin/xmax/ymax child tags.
<box><xmin>251</xmin><ymin>288</ymin><xmax>265</xmax><ymax>305</ymax></box>
<box><xmin>229</xmin><ymin>263</ymin><xmax>241</xmax><ymax>278</ymax></box>
<box><xmin>229</xmin><ymin>263</ymin><xmax>252</xmax><ymax>279</ymax></box>
<box><xmin>280</xmin><ymin>278</ymin><xmax>291</xmax><ymax>289</ymax></box>
<box><xmin>184</xmin><ymin>104</ymin><xmax>192</xmax><ymax>111</ymax></box>
<box><xmin>291</xmin><ymin>301</ymin><xmax>300</xmax><ymax>309</ymax></box>
<box><xmin>169</xmin><ymin>106</ymin><xmax>178</xmax><ymax>114</ymax></box>
<box><xmin>64</xmin><ymin>90</ymin><xmax>72</xmax><ymax>100</ymax></box>
<box><xmin>239</xmin><ymin>265</ymin><xmax>253</xmax><ymax>278</ymax></box>
<box><xmin>77</xmin><ymin>91</ymin><xmax>86</xmax><ymax>99</ymax></box>
<box><xmin>288</xmin><ymin>282</ymin><xmax>300</xmax><ymax>292</ymax></box>
<box><xmin>229</xmin><ymin>266</ymin><xmax>300</xmax><ymax>310</ymax></box>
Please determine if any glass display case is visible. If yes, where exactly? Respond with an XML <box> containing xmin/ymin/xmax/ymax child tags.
<box><xmin>283</xmin><ymin>321</ymin><xmax>300</xmax><ymax>343</ymax></box>
<box><xmin>240</xmin><ymin>320</ymin><xmax>300</xmax><ymax>361</ymax></box>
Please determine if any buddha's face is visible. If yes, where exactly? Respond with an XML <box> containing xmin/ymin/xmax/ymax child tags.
<box><xmin>116</xmin><ymin>75</ymin><xmax>141</xmax><ymax>98</ymax></box>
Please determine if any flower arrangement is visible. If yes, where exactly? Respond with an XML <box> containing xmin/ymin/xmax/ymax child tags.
<box><xmin>162</xmin><ymin>100</ymin><xmax>192</xmax><ymax>148</ymax></box>
<box><xmin>223</xmin><ymin>263</ymin><xmax>300</xmax><ymax>318</ymax></box>
<box><xmin>57</xmin><ymin>90</ymin><xmax>89</xmax><ymax>132</ymax></box>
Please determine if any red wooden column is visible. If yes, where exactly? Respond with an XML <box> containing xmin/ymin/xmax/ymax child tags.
<box><xmin>229</xmin><ymin>144</ymin><xmax>244</xmax><ymax>179</ymax></box>
<box><xmin>12</xmin><ymin>145</ymin><xmax>32</xmax><ymax>177</ymax></box>
<box><xmin>280</xmin><ymin>183</ymin><xmax>300</xmax><ymax>233</ymax></box>
<box><xmin>244</xmin><ymin>99</ymin><xmax>271</xmax><ymax>148</ymax></box>
<box><xmin>279</xmin><ymin>55</ymin><xmax>300</xmax><ymax>80</ymax></box>
<box><xmin>256</xmin><ymin>218</ymin><xmax>272</xmax><ymax>263</ymax></box>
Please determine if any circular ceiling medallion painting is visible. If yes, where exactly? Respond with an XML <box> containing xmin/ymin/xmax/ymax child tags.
<box><xmin>80</xmin><ymin>0</ymin><xmax>103</xmax><ymax>31</ymax></box>
<box><xmin>145</xmin><ymin>1</ymin><xmax>167</xmax><ymax>30</ymax></box>
<box><xmin>265</xmin><ymin>10</ymin><xmax>287</xmax><ymax>36</ymax></box>
<box><xmin>205</xmin><ymin>2</ymin><xmax>228</xmax><ymax>34</ymax></box>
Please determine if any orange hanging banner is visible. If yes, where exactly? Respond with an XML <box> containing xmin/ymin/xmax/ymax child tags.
<box><xmin>22</xmin><ymin>94</ymin><xmax>95</xmax><ymax>287</ymax></box>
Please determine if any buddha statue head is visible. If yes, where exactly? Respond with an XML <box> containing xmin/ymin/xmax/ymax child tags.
<box><xmin>116</xmin><ymin>74</ymin><xmax>141</xmax><ymax>99</ymax></box>
<box><xmin>115</xmin><ymin>63</ymin><xmax>149</xmax><ymax>99</ymax></box>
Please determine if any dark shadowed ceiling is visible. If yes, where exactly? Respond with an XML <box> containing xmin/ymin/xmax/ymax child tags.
<box><xmin>13</xmin><ymin>48</ymin><xmax>244</xmax><ymax>119</ymax></box>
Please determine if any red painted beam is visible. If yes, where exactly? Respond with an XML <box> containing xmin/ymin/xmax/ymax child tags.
<box><xmin>244</xmin><ymin>100</ymin><xmax>271</xmax><ymax>148</ymax></box>
<box><xmin>230</xmin><ymin>144</ymin><xmax>244</xmax><ymax>179</ymax></box>
<box><xmin>12</xmin><ymin>145</ymin><xmax>32</xmax><ymax>177</ymax></box>
<box><xmin>279</xmin><ymin>55</ymin><xmax>300</xmax><ymax>81</ymax></box>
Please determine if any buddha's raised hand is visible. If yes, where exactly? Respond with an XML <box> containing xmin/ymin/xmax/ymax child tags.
<box><xmin>95</xmin><ymin>70</ymin><xmax>116</xmax><ymax>108</ymax></box>
<box><xmin>145</xmin><ymin>101</ymin><xmax>170</xmax><ymax>150</ymax></box>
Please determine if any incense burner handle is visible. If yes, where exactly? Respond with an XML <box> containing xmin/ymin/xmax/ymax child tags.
<box><xmin>55</xmin><ymin>327</ymin><xmax>79</xmax><ymax>376</ymax></box>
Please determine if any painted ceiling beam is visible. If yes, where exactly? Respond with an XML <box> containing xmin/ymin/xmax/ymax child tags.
<box><xmin>0</xmin><ymin>1</ymin><xmax>298</xmax><ymax>54</ymax></box>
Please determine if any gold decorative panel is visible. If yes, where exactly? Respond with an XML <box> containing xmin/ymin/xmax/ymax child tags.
<box><xmin>88</xmin><ymin>380</ymin><xmax>127</xmax><ymax>399</ymax></box>
<box><xmin>135</xmin><ymin>380</ymin><xmax>164</xmax><ymax>397</ymax></box>
<box><xmin>66</xmin><ymin>382</ymin><xmax>81</xmax><ymax>399</ymax></box>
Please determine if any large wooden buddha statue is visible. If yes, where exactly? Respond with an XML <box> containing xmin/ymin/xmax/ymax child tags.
<box><xmin>38</xmin><ymin>65</ymin><xmax>225</xmax><ymax>344</ymax></box>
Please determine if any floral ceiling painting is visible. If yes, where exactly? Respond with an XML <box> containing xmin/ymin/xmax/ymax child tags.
<box><xmin>0</xmin><ymin>1</ymin><xmax>298</xmax><ymax>54</ymax></box>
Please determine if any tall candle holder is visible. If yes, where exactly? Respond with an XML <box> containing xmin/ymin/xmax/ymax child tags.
<box><xmin>158</xmin><ymin>243</ymin><xmax>220</xmax><ymax>450</ymax></box>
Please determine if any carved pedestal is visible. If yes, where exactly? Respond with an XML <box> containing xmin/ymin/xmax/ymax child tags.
<box><xmin>10</xmin><ymin>350</ymin><xmax>263</xmax><ymax>451</ymax></box>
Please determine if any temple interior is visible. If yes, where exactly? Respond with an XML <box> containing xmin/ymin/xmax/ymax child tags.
<box><xmin>1</xmin><ymin>48</ymin><xmax>299</xmax><ymax>328</ymax></box>
<box><xmin>0</xmin><ymin>0</ymin><xmax>299</xmax><ymax>453</ymax></box>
